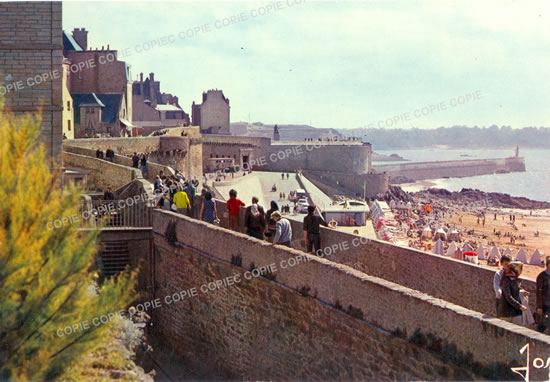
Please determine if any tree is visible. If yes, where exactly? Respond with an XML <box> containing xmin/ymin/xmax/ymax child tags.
<box><xmin>0</xmin><ymin>106</ymin><xmax>136</xmax><ymax>380</ymax></box>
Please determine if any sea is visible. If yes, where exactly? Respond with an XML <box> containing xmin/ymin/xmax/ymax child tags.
<box><xmin>373</xmin><ymin>148</ymin><xmax>550</xmax><ymax>202</ymax></box>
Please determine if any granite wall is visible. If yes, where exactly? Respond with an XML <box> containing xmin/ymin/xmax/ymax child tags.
<box><xmin>149</xmin><ymin>209</ymin><xmax>550</xmax><ymax>380</ymax></box>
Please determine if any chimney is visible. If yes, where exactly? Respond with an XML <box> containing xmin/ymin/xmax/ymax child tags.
<box><xmin>72</xmin><ymin>27</ymin><xmax>88</xmax><ymax>50</ymax></box>
<box><xmin>140</xmin><ymin>72</ymin><xmax>143</xmax><ymax>82</ymax></box>
<box><xmin>149</xmin><ymin>72</ymin><xmax>154</xmax><ymax>82</ymax></box>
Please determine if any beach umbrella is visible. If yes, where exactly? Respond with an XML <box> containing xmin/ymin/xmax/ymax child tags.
<box><xmin>503</xmin><ymin>247</ymin><xmax>513</xmax><ymax>259</ymax></box>
<box><xmin>445</xmin><ymin>242</ymin><xmax>458</xmax><ymax>257</ymax></box>
<box><xmin>476</xmin><ymin>244</ymin><xmax>486</xmax><ymax>260</ymax></box>
<box><xmin>516</xmin><ymin>248</ymin><xmax>528</xmax><ymax>264</ymax></box>
<box><xmin>529</xmin><ymin>249</ymin><xmax>543</xmax><ymax>266</ymax></box>
<box><xmin>462</xmin><ymin>242</ymin><xmax>473</xmax><ymax>253</ymax></box>
<box><xmin>488</xmin><ymin>246</ymin><xmax>501</xmax><ymax>262</ymax></box>
<box><xmin>433</xmin><ymin>239</ymin><xmax>444</xmax><ymax>255</ymax></box>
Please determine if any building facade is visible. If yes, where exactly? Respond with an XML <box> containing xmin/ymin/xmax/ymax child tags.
<box><xmin>63</xmin><ymin>28</ymin><xmax>133</xmax><ymax>138</ymax></box>
<box><xmin>192</xmin><ymin>89</ymin><xmax>230</xmax><ymax>135</ymax></box>
<box><xmin>132</xmin><ymin>72</ymin><xmax>189</xmax><ymax>136</ymax></box>
<box><xmin>62</xmin><ymin>58</ymin><xmax>74</xmax><ymax>139</ymax></box>
<box><xmin>0</xmin><ymin>1</ymin><xmax>63</xmax><ymax>161</ymax></box>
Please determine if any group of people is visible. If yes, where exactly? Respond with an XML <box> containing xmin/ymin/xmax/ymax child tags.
<box><xmin>95</xmin><ymin>148</ymin><xmax>115</xmax><ymax>162</ymax></box>
<box><xmin>131</xmin><ymin>152</ymin><xmax>149</xmax><ymax>176</ymax></box>
<box><xmin>493</xmin><ymin>254</ymin><xmax>550</xmax><ymax>333</ymax></box>
<box><xmin>221</xmin><ymin>189</ymin><xmax>332</xmax><ymax>253</ymax></box>
<box><xmin>154</xmin><ymin>171</ymin><xmax>200</xmax><ymax>217</ymax></box>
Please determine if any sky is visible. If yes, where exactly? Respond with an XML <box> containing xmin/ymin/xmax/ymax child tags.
<box><xmin>63</xmin><ymin>1</ymin><xmax>550</xmax><ymax>130</ymax></box>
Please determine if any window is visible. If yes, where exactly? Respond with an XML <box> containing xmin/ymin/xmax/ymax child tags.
<box><xmin>67</xmin><ymin>120</ymin><xmax>71</xmax><ymax>131</ymax></box>
<box><xmin>215</xmin><ymin>154</ymin><xmax>218</xmax><ymax>158</ymax></box>
<box><xmin>67</xmin><ymin>101</ymin><xmax>71</xmax><ymax>111</ymax></box>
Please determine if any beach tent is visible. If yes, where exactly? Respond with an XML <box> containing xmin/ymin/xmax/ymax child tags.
<box><xmin>433</xmin><ymin>239</ymin><xmax>444</xmax><ymax>255</ymax></box>
<box><xmin>464</xmin><ymin>251</ymin><xmax>478</xmax><ymax>264</ymax></box>
<box><xmin>487</xmin><ymin>246</ymin><xmax>501</xmax><ymax>262</ymax></box>
<box><xmin>516</xmin><ymin>248</ymin><xmax>528</xmax><ymax>264</ymax></box>
<box><xmin>422</xmin><ymin>226</ymin><xmax>432</xmax><ymax>239</ymax></box>
<box><xmin>453</xmin><ymin>247</ymin><xmax>464</xmax><ymax>261</ymax></box>
<box><xmin>445</xmin><ymin>242</ymin><xmax>458</xmax><ymax>257</ymax></box>
<box><xmin>448</xmin><ymin>229</ymin><xmax>460</xmax><ymax>241</ymax></box>
<box><xmin>476</xmin><ymin>244</ymin><xmax>486</xmax><ymax>260</ymax></box>
<box><xmin>503</xmin><ymin>247</ymin><xmax>514</xmax><ymax>259</ymax></box>
<box><xmin>389</xmin><ymin>200</ymin><xmax>396</xmax><ymax>209</ymax></box>
<box><xmin>434</xmin><ymin>227</ymin><xmax>447</xmax><ymax>241</ymax></box>
<box><xmin>529</xmin><ymin>249</ymin><xmax>543</xmax><ymax>266</ymax></box>
<box><xmin>397</xmin><ymin>201</ymin><xmax>405</xmax><ymax>209</ymax></box>
<box><xmin>462</xmin><ymin>243</ymin><xmax>473</xmax><ymax>253</ymax></box>
<box><xmin>406</xmin><ymin>201</ymin><xmax>412</xmax><ymax>210</ymax></box>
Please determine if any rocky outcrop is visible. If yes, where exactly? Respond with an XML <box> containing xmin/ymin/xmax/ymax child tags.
<box><xmin>412</xmin><ymin>187</ymin><xmax>550</xmax><ymax>209</ymax></box>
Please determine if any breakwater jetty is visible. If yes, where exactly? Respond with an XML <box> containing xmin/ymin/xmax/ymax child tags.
<box><xmin>373</xmin><ymin>156</ymin><xmax>526</xmax><ymax>183</ymax></box>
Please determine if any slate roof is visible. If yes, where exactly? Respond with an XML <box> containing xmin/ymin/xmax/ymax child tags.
<box><xmin>63</xmin><ymin>31</ymin><xmax>83</xmax><ymax>54</ymax></box>
<box><xmin>72</xmin><ymin>93</ymin><xmax>122</xmax><ymax>125</ymax></box>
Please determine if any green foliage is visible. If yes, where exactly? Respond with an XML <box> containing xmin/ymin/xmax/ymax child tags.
<box><xmin>0</xmin><ymin>107</ymin><xmax>136</xmax><ymax>380</ymax></box>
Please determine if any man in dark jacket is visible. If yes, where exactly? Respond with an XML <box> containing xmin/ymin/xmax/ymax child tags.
<box><xmin>303</xmin><ymin>205</ymin><xmax>332</xmax><ymax>255</ymax></box>
<box><xmin>244</xmin><ymin>197</ymin><xmax>265</xmax><ymax>240</ymax></box>
<box><xmin>536</xmin><ymin>256</ymin><xmax>550</xmax><ymax>333</ymax></box>
<box><xmin>499</xmin><ymin>262</ymin><xmax>528</xmax><ymax>325</ymax></box>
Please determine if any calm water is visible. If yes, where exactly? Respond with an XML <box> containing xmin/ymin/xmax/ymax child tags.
<box><xmin>374</xmin><ymin>149</ymin><xmax>550</xmax><ymax>202</ymax></box>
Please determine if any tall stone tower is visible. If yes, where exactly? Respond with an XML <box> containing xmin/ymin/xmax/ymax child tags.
<box><xmin>0</xmin><ymin>2</ymin><xmax>63</xmax><ymax>162</ymax></box>
<box><xmin>191</xmin><ymin>89</ymin><xmax>230</xmax><ymax>135</ymax></box>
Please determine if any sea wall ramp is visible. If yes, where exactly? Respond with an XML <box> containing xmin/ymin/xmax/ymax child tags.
<box><xmin>373</xmin><ymin>156</ymin><xmax>525</xmax><ymax>183</ymax></box>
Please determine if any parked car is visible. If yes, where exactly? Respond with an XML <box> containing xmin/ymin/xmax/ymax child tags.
<box><xmin>297</xmin><ymin>198</ymin><xmax>309</xmax><ymax>213</ymax></box>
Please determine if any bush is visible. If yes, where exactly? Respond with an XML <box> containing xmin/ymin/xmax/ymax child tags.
<box><xmin>0</xmin><ymin>106</ymin><xmax>136</xmax><ymax>380</ymax></box>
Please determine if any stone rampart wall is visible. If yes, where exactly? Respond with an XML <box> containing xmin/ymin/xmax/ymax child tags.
<box><xmin>151</xmin><ymin>210</ymin><xmax>550</xmax><ymax>380</ymax></box>
<box><xmin>374</xmin><ymin>157</ymin><xmax>526</xmax><ymax>181</ymax></box>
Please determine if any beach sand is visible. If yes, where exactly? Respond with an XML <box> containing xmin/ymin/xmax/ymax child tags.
<box><xmin>435</xmin><ymin>208</ymin><xmax>550</xmax><ymax>280</ymax></box>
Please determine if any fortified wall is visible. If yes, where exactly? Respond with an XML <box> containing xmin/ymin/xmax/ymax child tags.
<box><xmin>260</xmin><ymin>142</ymin><xmax>388</xmax><ymax>197</ymax></box>
<box><xmin>374</xmin><ymin>157</ymin><xmax>526</xmax><ymax>183</ymax></box>
<box><xmin>149</xmin><ymin>210</ymin><xmax>550</xmax><ymax>380</ymax></box>
<box><xmin>64</xmin><ymin>136</ymin><xmax>203</xmax><ymax>179</ymax></box>
<box><xmin>203</xmin><ymin>138</ymin><xmax>387</xmax><ymax>197</ymax></box>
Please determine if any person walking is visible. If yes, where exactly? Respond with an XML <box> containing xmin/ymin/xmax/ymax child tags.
<box><xmin>140</xmin><ymin>154</ymin><xmax>148</xmax><ymax>177</ymax></box>
<box><xmin>105</xmin><ymin>148</ymin><xmax>115</xmax><ymax>162</ymax></box>
<box><xmin>132</xmin><ymin>152</ymin><xmax>140</xmax><ymax>168</ymax></box>
<box><xmin>244</xmin><ymin>197</ymin><xmax>266</xmax><ymax>240</ymax></box>
<box><xmin>264</xmin><ymin>201</ymin><xmax>279</xmax><ymax>242</ymax></box>
<box><xmin>173</xmin><ymin>187</ymin><xmax>191</xmax><ymax>216</ymax></box>
<box><xmin>272</xmin><ymin>211</ymin><xmax>292</xmax><ymax>247</ymax></box>
<box><xmin>184</xmin><ymin>181</ymin><xmax>196</xmax><ymax>217</ymax></box>
<box><xmin>493</xmin><ymin>254</ymin><xmax>512</xmax><ymax>315</ymax></box>
<box><xmin>200</xmin><ymin>191</ymin><xmax>218</xmax><ymax>224</ymax></box>
<box><xmin>498</xmin><ymin>262</ymin><xmax>529</xmax><ymax>325</ymax></box>
<box><xmin>303</xmin><ymin>205</ymin><xmax>331</xmax><ymax>255</ymax></box>
<box><xmin>226</xmin><ymin>189</ymin><xmax>245</xmax><ymax>231</ymax></box>
<box><xmin>536</xmin><ymin>256</ymin><xmax>550</xmax><ymax>333</ymax></box>
<box><xmin>96</xmin><ymin>148</ymin><xmax>104</xmax><ymax>159</ymax></box>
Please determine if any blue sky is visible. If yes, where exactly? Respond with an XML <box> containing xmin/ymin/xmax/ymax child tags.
<box><xmin>63</xmin><ymin>1</ymin><xmax>550</xmax><ymax>130</ymax></box>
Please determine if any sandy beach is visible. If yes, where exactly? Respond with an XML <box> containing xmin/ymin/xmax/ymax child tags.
<box><xmin>430</xmin><ymin>207</ymin><xmax>550</xmax><ymax>280</ymax></box>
